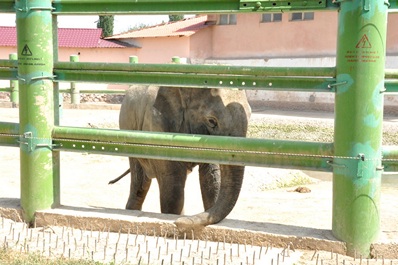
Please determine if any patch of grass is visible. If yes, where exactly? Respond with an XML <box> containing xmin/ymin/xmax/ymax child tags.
<box><xmin>248</xmin><ymin>122</ymin><xmax>334</xmax><ymax>142</ymax></box>
<box><xmin>384</xmin><ymin>131</ymin><xmax>398</xmax><ymax>145</ymax></box>
<box><xmin>248</xmin><ymin>121</ymin><xmax>397</xmax><ymax>145</ymax></box>
<box><xmin>0</xmin><ymin>249</ymin><xmax>112</xmax><ymax>265</ymax></box>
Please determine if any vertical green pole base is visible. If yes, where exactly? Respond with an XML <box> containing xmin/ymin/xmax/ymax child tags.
<box><xmin>9</xmin><ymin>53</ymin><xmax>19</xmax><ymax>106</ymax></box>
<box><xmin>332</xmin><ymin>158</ymin><xmax>382</xmax><ymax>257</ymax></box>
<box><xmin>17</xmin><ymin>0</ymin><xmax>56</xmax><ymax>223</ymax></box>
<box><xmin>70</xmin><ymin>54</ymin><xmax>80</xmax><ymax>104</ymax></box>
<box><xmin>333</xmin><ymin>0</ymin><xmax>388</xmax><ymax>257</ymax></box>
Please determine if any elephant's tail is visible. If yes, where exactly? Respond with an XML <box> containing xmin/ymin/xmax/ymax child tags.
<box><xmin>108</xmin><ymin>168</ymin><xmax>130</xmax><ymax>185</ymax></box>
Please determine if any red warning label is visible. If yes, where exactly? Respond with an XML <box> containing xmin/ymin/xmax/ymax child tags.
<box><xmin>355</xmin><ymin>34</ymin><xmax>372</xmax><ymax>49</ymax></box>
<box><xmin>344</xmin><ymin>34</ymin><xmax>380</xmax><ymax>63</ymax></box>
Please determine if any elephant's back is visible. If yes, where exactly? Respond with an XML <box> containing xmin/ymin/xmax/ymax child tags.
<box><xmin>119</xmin><ymin>85</ymin><xmax>159</xmax><ymax>131</ymax></box>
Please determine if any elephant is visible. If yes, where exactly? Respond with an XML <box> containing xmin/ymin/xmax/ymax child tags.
<box><xmin>112</xmin><ymin>85</ymin><xmax>251</xmax><ymax>229</ymax></box>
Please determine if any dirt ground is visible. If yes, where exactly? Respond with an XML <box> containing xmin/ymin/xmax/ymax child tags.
<box><xmin>0</xmin><ymin>105</ymin><xmax>397</xmax><ymax>261</ymax></box>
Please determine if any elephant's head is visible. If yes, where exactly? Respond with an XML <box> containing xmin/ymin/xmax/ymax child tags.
<box><xmin>154</xmin><ymin>87</ymin><xmax>250</xmax><ymax>136</ymax></box>
<box><xmin>154</xmin><ymin>87</ymin><xmax>251</xmax><ymax>228</ymax></box>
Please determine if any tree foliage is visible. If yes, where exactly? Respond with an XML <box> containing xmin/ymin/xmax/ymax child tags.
<box><xmin>97</xmin><ymin>15</ymin><xmax>114</xmax><ymax>38</ymax></box>
<box><xmin>168</xmin><ymin>15</ymin><xmax>184</xmax><ymax>22</ymax></box>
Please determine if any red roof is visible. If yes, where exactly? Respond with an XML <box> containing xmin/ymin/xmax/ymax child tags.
<box><xmin>108</xmin><ymin>15</ymin><xmax>210</xmax><ymax>39</ymax></box>
<box><xmin>0</xmin><ymin>26</ymin><xmax>130</xmax><ymax>48</ymax></box>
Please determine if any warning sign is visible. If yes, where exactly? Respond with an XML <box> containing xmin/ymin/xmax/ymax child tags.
<box><xmin>18</xmin><ymin>44</ymin><xmax>45</xmax><ymax>67</ymax></box>
<box><xmin>21</xmin><ymin>44</ymin><xmax>32</xmax><ymax>56</ymax></box>
<box><xmin>344</xmin><ymin>33</ymin><xmax>380</xmax><ymax>63</ymax></box>
<box><xmin>355</xmin><ymin>34</ymin><xmax>372</xmax><ymax>49</ymax></box>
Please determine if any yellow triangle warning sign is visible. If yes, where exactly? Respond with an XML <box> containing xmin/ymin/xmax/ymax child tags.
<box><xmin>21</xmin><ymin>44</ymin><xmax>33</xmax><ymax>56</ymax></box>
<box><xmin>355</xmin><ymin>34</ymin><xmax>372</xmax><ymax>49</ymax></box>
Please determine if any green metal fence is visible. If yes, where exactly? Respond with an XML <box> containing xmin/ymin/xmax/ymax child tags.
<box><xmin>0</xmin><ymin>0</ymin><xmax>398</xmax><ymax>258</ymax></box>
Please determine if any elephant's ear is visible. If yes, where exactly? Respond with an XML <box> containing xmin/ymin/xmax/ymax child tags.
<box><xmin>153</xmin><ymin>87</ymin><xmax>186</xmax><ymax>132</ymax></box>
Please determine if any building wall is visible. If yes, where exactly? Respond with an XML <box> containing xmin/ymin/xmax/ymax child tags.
<box><xmin>210</xmin><ymin>12</ymin><xmax>338</xmax><ymax>59</ymax></box>
<box><xmin>0</xmin><ymin>46</ymin><xmax>139</xmax><ymax>90</ymax></box>
<box><xmin>202</xmin><ymin>12</ymin><xmax>398</xmax><ymax>110</ymax></box>
<box><xmin>123</xmin><ymin>36</ymin><xmax>191</xmax><ymax>63</ymax></box>
<box><xmin>387</xmin><ymin>14</ymin><xmax>398</xmax><ymax>54</ymax></box>
<box><xmin>57</xmin><ymin>47</ymin><xmax>138</xmax><ymax>63</ymax></box>
<box><xmin>0</xmin><ymin>47</ymin><xmax>16</xmax><ymax>60</ymax></box>
<box><xmin>189</xmin><ymin>27</ymin><xmax>213</xmax><ymax>62</ymax></box>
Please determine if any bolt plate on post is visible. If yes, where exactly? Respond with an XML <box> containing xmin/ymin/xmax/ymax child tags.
<box><xmin>239</xmin><ymin>0</ymin><xmax>327</xmax><ymax>11</ymax></box>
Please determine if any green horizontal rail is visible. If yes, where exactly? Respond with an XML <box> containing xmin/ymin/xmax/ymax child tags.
<box><xmin>385</xmin><ymin>80</ymin><xmax>398</xmax><ymax>92</ymax></box>
<box><xmin>1</xmin><ymin>61</ymin><xmax>398</xmax><ymax>92</ymax></box>
<box><xmin>42</xmin><ymin>63</ymin><xmax>398</xmax><ymax>92</ymax></box>
<box><xmin>0</xmin><ymin>0</ymin><xmax>397</xmax><ymax>15</ymax></box>
<box><xmin>54</xmin><ymin>63</ymin><xmax>336</xmax><ymax>90</ymax></box>
<box><xmin>0</xmin><ymin>87</ymin><xmax>12</xmax><ymax>92</ymax></box>
<box><xmin>0</xmin><ymin>122</ymin><xmax>19</xmax><ymax>147</ymax></box>
<box><xmin>0</xmin><ymin>68</ymin><xmax>17</xmax><ymax>81</ymax></box>
<box><xmin>55</xmin><ymin>62</ymin><xmax>336</xmax><ymax>77</ymax></box>
<box><xmin>51</xmin><ymin>0</ymin><xmax>334</xmax><ymax>15</ymax></box>
<box><xmin>385</xmin><ymin>69</ymin><xmax>398</xmax><ymax>79</ymax></box>
<box><xmin>0</xmin><ymin>60</ymin><xmax>17</xmax><ymax>68</ymax></box>
<box><xmin>53</xmin><ymin>126</ymin><xmax>335</xmax><ymax>170</ymax></box>
<box><xmin>0</xmin><ymin>0</ymin><xmax>13</xmax><ymax>13</ymax></box>
<box><xmin>384</xmin><ymin>70</ymin><xmax>398</xmax><ymax>92</ymax></box>
<box><xmin>59</xmin><ymin>89</ymin><xmax>126</xmax><ymax>94</ymax></box>
<box><xmin>2</xmin><ymin>59</ymin><xmax>396</xmax><ymax>78</ymax></box>
<box><xmin>54</xmin><ymin>62</ymin><xmax>334</xmax><ymax>91</ymax></box>
<box><xmin>55</xmin><ymin>70</ymin><xmax>335</xmax><ymax>91</ymax></box>
<box><xmin>390</xmin><ymin>0</ymin><xmax>398</xmax><ymax>11</ymax></box>
<box><xmin>1</xmin><ymin>122</ymin><xmax>397</xmax><ymax>171</ymax></box>
<box><xmin>383</xmin><ymin>145</ymin><xmax>398</xmax><ymax>172</ymax></box>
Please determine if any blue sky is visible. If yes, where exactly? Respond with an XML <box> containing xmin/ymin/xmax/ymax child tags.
<box><xmin>0</xmin><ymin>14</ymin><xmax>170</xmax><ymax>34</ymax></box>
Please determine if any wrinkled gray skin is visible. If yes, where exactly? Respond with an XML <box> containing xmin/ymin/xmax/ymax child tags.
<box><xmin>119</xmin><ymin>85</ymin><xmax>251</xmax><ymax>229</ymax></box>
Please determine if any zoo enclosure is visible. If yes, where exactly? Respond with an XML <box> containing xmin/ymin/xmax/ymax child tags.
<box><xmin>0</xmin><ymin>0</ymin><xmax>398</xmax><ymax>258</ymax></box>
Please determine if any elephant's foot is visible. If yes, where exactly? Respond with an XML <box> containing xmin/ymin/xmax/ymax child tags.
<box><xmin>125</xmin><ymin>201</ymin><xmax>142</xmax><ymax>211</ymax></box>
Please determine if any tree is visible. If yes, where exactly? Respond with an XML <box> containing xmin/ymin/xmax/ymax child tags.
<box><xmin>168</xmin><ymin>15</ymin><xmax>184</xmax><ymax>22</ymax></box>
<box><xmin>97</xmin><ymin>15</ymin><xmax>114</xmax><ymax>38</ymax></box>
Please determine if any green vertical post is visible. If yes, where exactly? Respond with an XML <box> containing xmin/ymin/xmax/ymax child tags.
<box><xmin>333</xmin><ymin>0</ymin><xmax>388</xmax><ymax>257</ymax></box>
<box><xmin>70</xmin><ymin>54</ymin><xmax>80</xmax><ymax>104</ymax></box>
<box><xmin>129</xmin><ymin>55</ymin><xmax>138</xmax><ymax>63</ymax></box>
<box><xmin>9</xmin><ymin>53</ymin><xmax>19</xmax><ymax>105</ymax></box>
<box><xmin>16</xmin><ymin>0</ymin><xmax>56</xmax><ymax>223</ymax></box>
<box><xmin>52</xmin><ymin>15</ymin><xmax>61</xmax><ymax>207</ymax></box>
<box><xmin>172</xmin><ymin>56</ymin><xmax>181</xmax><ymax>63</ymax></box>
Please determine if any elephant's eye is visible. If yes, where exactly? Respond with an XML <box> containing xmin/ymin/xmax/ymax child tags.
<box><xmin>207</xmin><ymin>116</ymin><xmax>218</xmax><ymax>128</ymax></box>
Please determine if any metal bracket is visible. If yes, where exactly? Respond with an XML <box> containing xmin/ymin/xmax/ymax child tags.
<box><xmin>15</xmin><ymin>3</ymin><xmax>55</xmax><ymax>13</ymax></box>
<box><xmin>35</xmin><ymin>143</ymin><xmax>61</xmax><ymax>150</ymax></box>
<box><xmin>18</xmin><ymin>132</ymin><xmax>60</xmax><ymax>152</ymax></box>
<box><xmin>17</xmin><ymin>75</ymin><xmax>56</xmax><ymax>84</ymax></box>
<box><xmin>239</xmin><ymin>0</ymin><xmax>327</xmax><ymax>11</ymax></box>
<box><xmin>356</xmin><ymin>153</ymin><xmax>365</xmax><ymax>178</ymax></box>
<box><xmin>327</xmin><ymin>81</ymin><xmax>347</xmax><ymax>91</ymax></box>
<box><xmin>363</xmin><ymin>0</ymin><xmax>370</xmax><ymax>11</ymax></box>
<box><xmin>18</xmin><ymin>132</ymin><xmax>33</xmax><ymax>152</ymax></box>
<box><xmin>326</xmin><ymin>160</ymin><xmax>346</xmax><ymax>168</ymax></box>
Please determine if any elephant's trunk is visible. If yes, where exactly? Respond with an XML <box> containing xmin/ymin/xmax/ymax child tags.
<box><xmin>175</xmin><ymin>165</ymin><xmax>244</xmax><ymax>228</ymax></box>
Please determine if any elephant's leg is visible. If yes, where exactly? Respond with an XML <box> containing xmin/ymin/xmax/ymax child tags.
<box><xmin>156</xmin><ymin>163</ymin><xmax>187</xmax><ymax>214</ymax></box>
<box><xmin>126</xmin><ymin>157</ymin><xmax>152</xmax><ymax>210</ymax></box>
<box><xmin>198</xmin><ymin>164</ymin><xmax>221</xmax><ymax>210</ymax></box>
